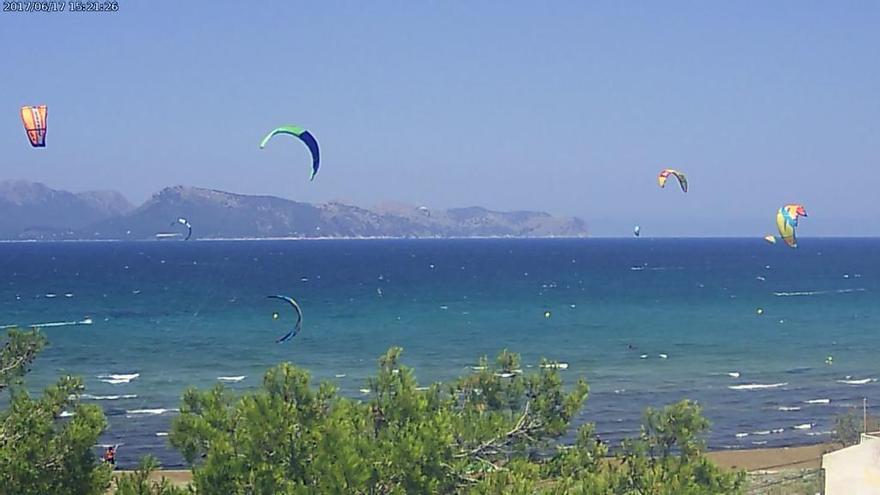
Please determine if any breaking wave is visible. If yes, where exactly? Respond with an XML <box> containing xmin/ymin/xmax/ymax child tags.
<box><xmin>217</xmin><ymin>376</ymin><xmax>245</xmax><ymax>383</ymax></box>
<box><xmin>98</xmin><ymin>373</ymin><xmax>139</xmax><ymax>384</ymax></box>
<box><xmin>125</xmin><ymin>408</ymin><xmax>179</xmax><ymax>416</ymax></box>
<box><xmin>837</xmin><ymin>378</ymin><xmax>875</xmax><ymax>385</ymax></box>
<box><xmin>774</xmin><ymin>288</ymin><xmax>866</xmax><ymax>297</ymax></box>
<box><xmin>728</xmin><ymin>382</ymin><xmax>787</xmax><ymax>391</ymax></box>
<box><xmin>81</xmin><ymin>394</ymin><xmax>138</xmax><ymax>400</ymax></box>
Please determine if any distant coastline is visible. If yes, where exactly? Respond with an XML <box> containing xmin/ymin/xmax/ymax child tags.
<box><xmin>0</xmin><ymin>181</ymin><xmax>588</xmax><ymax>241</ymax></box>
<box><xmin>0</xmin><ymin>234</ymin><xmax>591</xmax><ymax>243</ymax></box>
<box><xmin>2</xmin><ymin>235</ymin><xmax>878</xmax><ymax>243</ymax></box>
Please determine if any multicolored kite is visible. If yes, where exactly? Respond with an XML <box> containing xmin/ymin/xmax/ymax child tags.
<box><xmin>776</xmin><ymin>204</ymin><xmax>807</xmax><ymax>248</ymax></box>
<box><xmin>260</xmin><ymin>126</ymin><xmax>320</xmax><ymax>180</ymax></box>
<box><xmin>20</xmin><ymin>105</ymin><xmax>47</xmax><ymax>147</ymax></box>
<box><xmin>657</xmin><ymin>169</ymin><xmax>688</xmax><ymax>193</ymax></box>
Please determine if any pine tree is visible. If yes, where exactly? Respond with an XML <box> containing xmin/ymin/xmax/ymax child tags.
<box><xmin>0</xmin><ymin>329</ymin><xmax>112</xmax><ymax>495</ymax></box>
<box><xmin>169</xmin><ymin>347</ymin><xmax>745</xmax><ymax>494</ymax></box>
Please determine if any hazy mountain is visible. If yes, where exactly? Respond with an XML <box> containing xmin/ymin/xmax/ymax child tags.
<box><xmin>0</xmin><ymin>180</ymin><xmax>133</xmax><ymax>239</ymax></box>
<box><xmin>0</xmin><ymin>182</ymin><xmax>588</xmax><ymax>240</ymax></box>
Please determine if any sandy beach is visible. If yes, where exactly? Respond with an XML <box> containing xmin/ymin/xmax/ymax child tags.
<box><xmin>708</xmin><ymin>443</ymin><xmax>830</xmax><ymax>472</ymax></box>
<box><xmin>119</xmin><ymin>442</ymin><xmax>833</xmax><ymax>490</ymax></box>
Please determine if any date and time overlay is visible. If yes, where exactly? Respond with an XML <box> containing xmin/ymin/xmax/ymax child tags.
<box><xmin>4</xmin><ymin>1</ymin><xmax>119</xmax><ymax>12</ymax></box>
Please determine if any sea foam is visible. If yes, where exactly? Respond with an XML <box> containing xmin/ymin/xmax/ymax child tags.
<box><xmin>728</xmin><ymin>382</ymin><xmax>787</xmax><ymax>391</ymax></box>
<box><xmin>82</xmin><ymin>394</ymin><xmax>138</xmax><ymax>400</ymax></box>
<box><xmin>125</xmin><ymin>408</ymin><xmax>179</xmax><ymax>416</ymax></box>
<box><xmin>837</xmin><ymin>378</ymin><xmax>875</xmax><ymax>385</ymax></box>
<box><xmin>217</xmin><ymin>376</ymin><xmax>246</xmax><ymax>383</ymax></box>
<box><xmin>98</xmin><ymin>373</ymin><xmax>139</xmax><ymax>384</ymax></box>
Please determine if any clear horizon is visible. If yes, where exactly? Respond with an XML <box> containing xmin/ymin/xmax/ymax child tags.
<box><xmin>2</xmin><ymin>2</ymin><xmax>878</xmax><ymax>236</ymax></box>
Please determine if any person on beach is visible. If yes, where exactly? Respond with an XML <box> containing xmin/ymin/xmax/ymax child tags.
<box><xmin>103</xmin><ymin>446</ymin><xmax>116</xmax><ymax>467</ymax></box>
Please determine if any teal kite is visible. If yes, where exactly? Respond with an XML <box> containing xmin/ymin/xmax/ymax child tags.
<box><xmin>259</xmin><ymin>126</ymin><xmax>320</xmax><ymax>180</ymax></box>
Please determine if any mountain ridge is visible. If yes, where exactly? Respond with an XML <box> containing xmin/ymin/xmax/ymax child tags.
<box><xmin>0</xmin><ymin>181</ymin><xmax>588</xmax><ymax>240</ymax></box>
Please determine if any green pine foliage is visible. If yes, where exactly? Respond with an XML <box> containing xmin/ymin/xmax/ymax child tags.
<box><xmin>0</xmin><ymin>327</ymin><xmax>745</xmax><ymax>494</ymax></box>
<box><xmin>170</xmin><ymin>347</ymin><xmax>746</xmax><ymax>494</ymax></box>
<box><xmin>0</xmin><ymin>329</ymin><xmax>112</xmax><ymax>495</ymax></box>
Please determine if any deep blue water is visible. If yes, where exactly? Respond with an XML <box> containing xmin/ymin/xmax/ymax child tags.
<box><xmin>2</xmin><ymin>238</ymin><xmax>879</xmax><ymax>467</ymax></box>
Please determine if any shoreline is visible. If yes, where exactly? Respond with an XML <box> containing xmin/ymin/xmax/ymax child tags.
<box><xmin>707</xmin><ymin>442</ymin><xmax>831</xmax><ymax>472</ymax></box>
<box><xmin>0</xmin><ymin>235</ymin><xmax>589</xmax><ymax>243</ymax></box>
<box><xmin>3</xmin><ymin>235</ymin><xmax>877</xmax><ymax>244</ymax></box>
<box><xmin>122</xmin><ymin>443</ymin><xmax>834</xmax><ymax>488</ymax></box>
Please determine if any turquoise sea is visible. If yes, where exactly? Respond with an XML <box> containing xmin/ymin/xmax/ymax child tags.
<box><xmin>2</xmin><ymin>238</ymin><xmax>878</xmax><ymax>467</ymax></box>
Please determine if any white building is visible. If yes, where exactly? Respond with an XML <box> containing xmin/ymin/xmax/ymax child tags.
<box><xmin>823</xmin><ymin>433</ymin><xmax>880</xmax><ymax>494</ymax></box>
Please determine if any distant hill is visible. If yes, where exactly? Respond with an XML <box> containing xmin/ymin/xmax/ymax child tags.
<box><xmin>0</xmin><ymin>180</ymin><xmax>133</xmax><ymax>240</ymax></box>
<box><xmin>0</xmin><ymin>182</ymin><xmax>588</xmax><ymax>240</ymax></box>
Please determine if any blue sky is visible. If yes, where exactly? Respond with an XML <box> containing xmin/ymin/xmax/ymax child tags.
<box><xmin>1</xmin><ymin>1</ymin><xmax>878</xmax><ymax>236</ymax></box>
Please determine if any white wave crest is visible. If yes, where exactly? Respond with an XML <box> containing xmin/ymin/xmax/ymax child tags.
<box><xmin>793</xmin><ymin>423</ymin><xmax>813</xmax><ymax>430</ymax></box>
<box><xmin>805</xmin><ymin>399</ymin><xmax>830</xmax><ymax>404</ymax></box>
<box><xmin>81</xmin><ymin>394</ymin><xmax>138</xmax><ymax>400</ymax></box>
<box><xmin>217</xmin><ymin>376</ymin><xmax>246</xmax><ymax>383</ymax></box>
<box><xmin>727</xmin><ymin>372</ymin><xmax>740</xmax><ymax>378</ymax></box>
<box><xmin>98</xmin><ymin>373</ymin><xmax>139</xmax><ymax>385</ymax></box>
<box><xmin>0</xmin><ymin>318</ymin><xmax>95</xmax><ymax>330</ymax></box>
<box><xmin>774</xmin><ymin>288</ymin><xmax>866</xmax><ymax>297</ymax></box>
<box><xmin>36</xmin><ymin>319</ymin><xmax>92</xmax><ymax>328</ymax></box>
<box><xmin>104</xmin><ymin>373</ymin><xmax>138</xmax><ymax>380</ymax></box>
<box><xmin>774</xmin><ymin>290</ymin><xmax>822</xmax><ymax>297</ymax></box>
<box><xmin>837</xmin><ymin>378</ymin><xmax>875</xmax><ymax>385</ymax></box>
<box><xmin>125</xmin><ymin>408</ymin><xmax>178</xmax><ymax>416</ymax></box>
<box><xmin>728</xmin><ymin>382</ymin><xmax>788</xmax><ymax>391</ymax></box>
<box><xmin>99</xmin><ymin>373</ymin><xmax>138</xmax><ymax>380</ymax></box>
<box><xmin>778</xmin><ymin>406</ymin><xmax>801</xmax><ymax>411</ymax></box>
